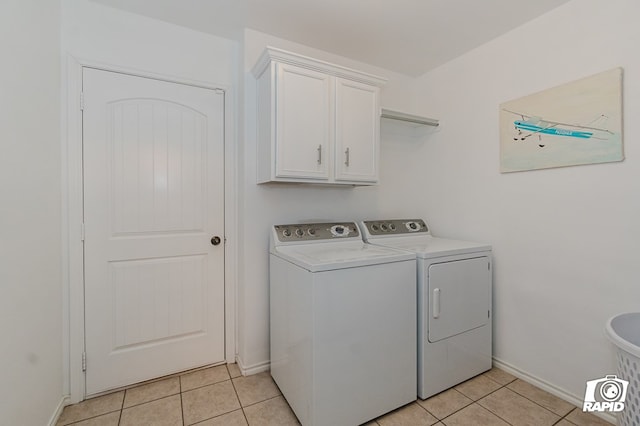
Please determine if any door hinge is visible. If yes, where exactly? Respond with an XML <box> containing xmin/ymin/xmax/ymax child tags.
<box><xmin>80</xmin><ymin>92</ymin><xmax>84</xmax><ymax>111</ymax></box>
<box><xmin>81</xmin><ymin>223</ymin><xmax>85</xmax><ymax>241</ymax></box>
<box><xmin>488</xmin><ymin>262</ymin><xmax>491</xmax><ymax>270</ymax></box>
<box><xmin>82</xmin><ymin>352</ymin><xmax>87</xmax><ymax>372</ymax></box>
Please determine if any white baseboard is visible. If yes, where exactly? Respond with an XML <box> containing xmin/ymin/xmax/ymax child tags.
<box><xmin>48</xmin><ymin>395</ymin><xmax>70</xmax><ymax>426</ymax></box>
<box><xmin>492</xmin><ymin>357</ymin><xmax>616</xmax><ymax>424</ymax></box>
<box><xmin>236</xmin><ymin>354</ymin><xmax>270</xmax><ymax>376</ymax></box>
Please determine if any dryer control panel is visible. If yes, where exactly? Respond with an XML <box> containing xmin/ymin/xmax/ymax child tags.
<box><xmin>362</xmin><ymin>219</ymin><xmax>429</xmax><ymax>236</ymax></box>
<box><xmin>274</xmin><ymin>222</ymin><xmax>360</xmax><ymax>242</ymax></box>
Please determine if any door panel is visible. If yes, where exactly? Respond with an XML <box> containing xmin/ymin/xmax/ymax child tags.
<box><xmin>275</xmin><ymin>63</ymin><xmax>331</xmax><ymax>180</ymax></box>
<box><xmin>427</xmin><ymin>257</ymin><xmax>490</xmax><ymax>343</ymax></box>
<box><xmin>110</xmin><ymin>100</ymin><xmax>205</xmax><ymax>235</ymax></box>
<box><xmin>334</xmin><ymin>78</ymin><xmax>379</xmax><ymax>182</ymax></box>
<box><xmin>83</xmin><ymin>68</ymin><xmax>225</xmax><ymax>395</ymax></box>
<box><xmin>111</xmin><ymin>255</ymin><xmax>206</xmax><ymax>349</ymax></box>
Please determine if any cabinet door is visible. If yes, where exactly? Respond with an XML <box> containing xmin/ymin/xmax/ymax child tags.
<box><xmin>275</xmin><ymin>63</ymin><xmax>331</xmax><ymax>180</ymax></box>
<box><xmin>334</xmin><ymin>78</ymin><xmax>380</xmax><ymax>182</ymax></box>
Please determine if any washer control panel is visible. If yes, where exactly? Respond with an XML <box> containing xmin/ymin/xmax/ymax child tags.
<box><xmin>362</xmin><ymin>219</ymin><xmax>429</xmax><ymax>236</ymax></box>
<box><xmin>274</xmin><ymin>222</ymin><xmax>360</xmax><ymax>242</ymax></box>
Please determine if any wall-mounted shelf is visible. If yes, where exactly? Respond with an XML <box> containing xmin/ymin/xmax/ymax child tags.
<box><xmin>380</xmin><ymin>108</ymin><xmax>439</xmax><ymax>127</ymax></box>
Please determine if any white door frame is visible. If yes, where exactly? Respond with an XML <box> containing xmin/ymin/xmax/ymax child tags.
<box><xmin>62</xmin><ymin>56</ymin><xmax>237</xmax><ymax>403</ymax></box>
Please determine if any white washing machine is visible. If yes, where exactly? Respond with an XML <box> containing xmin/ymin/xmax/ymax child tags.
<box><xmin>360</xmin><ymin>219</ymin><xmax>492</xmax><ymax>400</ymax></box>
<box><xmin>270</xmin><ymin>221</ymin><xmax>417</xmax><ymax>426</ymax></box>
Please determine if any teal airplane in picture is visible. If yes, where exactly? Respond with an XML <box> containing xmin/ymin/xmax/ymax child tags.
<box><xmin>503</xmin><ymin>109</ymin><xmax>613</xmax><ymax>147</ymax></box>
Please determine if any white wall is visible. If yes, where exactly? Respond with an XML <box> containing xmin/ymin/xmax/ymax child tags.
<box><xmin>62</xmin><ymin>0</ymin><xmax>235</xmax><ymax>84</ymax></box>
<box><xmin>61</xmin><ymin>0</ymin><xmax>237</xmax><ymax>399</ymax></box>
<box><xmin>386</xmin><ymin>0</ymin><xmax>640</xmax><ymax>400</ymax></box>
<box><xmin>0</xmin><ymin>1</ymin><xmax>63</xmax><ymax>424</ymax></box>
<box><xmin>236</xmin><ymin>29</ymin><xmax>417</xmax><ymax>371</ymax></box>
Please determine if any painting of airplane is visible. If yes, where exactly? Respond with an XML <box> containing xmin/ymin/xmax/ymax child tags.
<box><xmin>499</xmin><ymin>67</ymin><xmax>623</xmax><ymax>173</ymax></box>
<box><xmin>503</xmin><ymin>108</ymin><xmax>614</xmax><ymax>148</ymax></box>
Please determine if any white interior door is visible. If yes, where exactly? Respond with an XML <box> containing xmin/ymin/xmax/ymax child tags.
<box><xmin>82</xmin><ymin>68</ymin><xmax>225</xmax><ymax>396</ymax></box>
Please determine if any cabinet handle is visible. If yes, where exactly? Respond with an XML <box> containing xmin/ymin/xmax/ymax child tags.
<box><xmin>317</xmin><ymin>144</ymin><xmax>322</xmax><ymax>165</ymax></box>
<box><xmin>344</xmin><ymin>147</ymin><xmax>350</xmax><ymax>167</ymax></box>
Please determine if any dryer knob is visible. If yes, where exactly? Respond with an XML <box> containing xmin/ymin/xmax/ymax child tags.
<box><xmin>330</xmin><ymin>225</ymin><xmax>350</xmax><ymax>237</ymax></box>
<box><xmin>406</xmin><ymin>221</ymin><xmax>421</xmax><ymax>231</ymax></box>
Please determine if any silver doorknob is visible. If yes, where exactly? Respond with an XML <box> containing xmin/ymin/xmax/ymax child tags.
<box><xmin>211</xmin><ymin>236</ymin><xmax>221</xmax><ymax>246</ymax></box>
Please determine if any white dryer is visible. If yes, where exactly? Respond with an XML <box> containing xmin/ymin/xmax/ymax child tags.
<box><xmin>270</xmin><ymin>222</ymin><xmax>417</xmax><ymax>426</ymax></box>
<box><xmin>360</xmin><ymin>219</ymin><xmax>492</xmax><ymax>399</ymax></box>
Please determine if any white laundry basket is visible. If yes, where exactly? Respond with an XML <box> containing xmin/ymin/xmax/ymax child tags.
<box><xmin>606</xmin><ymin>313</ymin><xmax>640</xmax><ymax>426</ymax></box>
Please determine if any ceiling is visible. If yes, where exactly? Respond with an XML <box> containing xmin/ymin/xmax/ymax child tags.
<box><xmin>90</xmin><ymin>0</ymin><xmax>570</xmax><ymax>77</ymax></box>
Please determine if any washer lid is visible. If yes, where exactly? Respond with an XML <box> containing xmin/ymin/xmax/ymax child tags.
<box><xmin>367</xmin><ymin>235</ymin><xmax>491</xmax><ymax>259</ymax></box>
<box><xmin>272</xmin><ymin>241</ymin><xmax>414</xmax><ymax>272</ymax></box>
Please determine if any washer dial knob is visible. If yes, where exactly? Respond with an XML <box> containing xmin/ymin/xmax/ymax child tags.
<box><xmin>282</xmin><ymin>228</ymin><xmax>292</xmax><ymax>237</ymax></box>
<box><xmin>330</xmin><ymin>225</ymin><xmax>350</xmax><ymax>237</ymax></box>
<box><xmin>295</xmin><ymin>228</ymin><xmax>305</xmax><ymax>237</ymax></box>
<box><xmin>406</xmin><ymin>221</ymin><xmax>421</xmax><ymax>231</ymax></box>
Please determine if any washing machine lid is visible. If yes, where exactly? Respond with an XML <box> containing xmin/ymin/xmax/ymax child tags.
<box><xmin>272</xmin><ymin>241</ymin><xmax>414</xmax><ymax>272</ymax></box>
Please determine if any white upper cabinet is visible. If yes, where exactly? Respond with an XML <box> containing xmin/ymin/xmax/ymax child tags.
<box><xmin>253</xmin><ymin>47</ymin><xmax>386</xmax><ymax>185</ymax></box>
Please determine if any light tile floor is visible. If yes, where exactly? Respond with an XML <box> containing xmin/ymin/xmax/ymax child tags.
<box><xmin>56</xmin><ymin>365</ymin><xmax>614</xmax><ymax>426</ymax></box>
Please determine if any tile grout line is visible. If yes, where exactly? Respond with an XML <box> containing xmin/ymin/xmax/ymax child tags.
<box><xmin>472</xmin><ymin>379</ymin><xmax>584</xmax><ymax>426</ymax></box>
<box><xmin>411</xmin><ymin>397</ymin><xmax>441</xmax><ymax>424</ymax></box>
<box><xmin>501</xmin><ymin>380</ymin><xmax>583</xmax><ymax>423</ymax></box>
<box><xmin>118</xmin><ymin>390</ymin><xmax>125</xmax><ymax>426</ymax></box>
<box><xmin>554</xmin><ymin>408</ymin><xmax>583</xmax><ymax>426</ymax></box>
<box><xmin>496</xmin><ymin>377</ymin><xmax>605</xmax><ymax>425</ymax></box>
<box><xmin>437</xmin><ymin>381</ymin><xmax>517</xmax><ymax>426</ymax></box>
<box><xmin>117</xmin><ymin>390</ymin><xmax>183</xmax><ymax>411</ymax></box>
<box><xmin>479</xmin><ymin>380</ymin><xmax>518</xmax><ymax>426</ymax></box>
<box><xmin>228</xmin><ymin>366</ymin><xmax>251</xmax><ymax>425</ymax></box>
<box><xmin>119</xmin><ymin>370</ymin><xmax>234</xmax><ymax>425</ymax></box>
<box><xmin>382</xmin><ymin>376</ymin><xmax>507</xmax><ymax>424</ymax></box>
<box><xmin>180</xmin><ymin>374</ymin><xmax>185</xmax><ymax>426</ymax></box>
<box><xmin>181</xmin><ymin>376</ymin><xmax>232</xmax><ymax>394</ymax></box>
<box><xmin>117</xmin><ymin>390</ymin><xmax>124</xmax><ymax>426</ymax></box>
<box><xmin>239</xmin><ymin>393</ymin><xmax>284</xmax><ymax>410</ymax></box>
<box><xmin>64</xmin><ymin>408</ymin><xmax>124</xmax><ymax>426</ymax></box>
